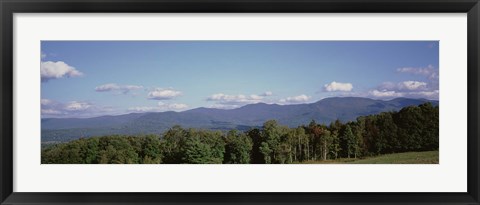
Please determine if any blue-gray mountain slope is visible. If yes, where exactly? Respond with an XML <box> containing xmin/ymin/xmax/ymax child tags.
<box><xmin>41</xmin><ymin>97</ymin><xmax>438</xmax><ymax>142</ymax></box>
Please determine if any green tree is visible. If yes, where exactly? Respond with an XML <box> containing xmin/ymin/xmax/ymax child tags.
<box><xmin>340</xmin><ymin>124</ymin><xmax>356</xmax><ymax>158</ymax></box>
<box><xmin>328</xmin><ymin>121</ymin><xmax>342</xmax><ymax>159</ymax></box>
<box><xmin>260</xmin><ymin>120</ymin><xmax>282</xmax><ymax>163</ymax></box>
<box><xmin>351</xmin><ymin>118</ymin><xmax>365</xmax><ymax>158</ymax></box>
<box><xmin>224</xmin><ymin>130</ymin><xmax>253</xmax><ymax>164</ymax></box>
<box><xmin>81</xmin><ymin>137</ymin><xmax>99</xmax><ymax>163</ymax></box>
<box><xmin>141</xmin><ymin>135</ymin><xmax>162</xmax><ymax>163</ymax></box>
<box><xmin>180</xmin><ymin>129</ymin><xmax>225</xmax><ymax>164</ymax></box>
<box><xmin>181</xmin><ymin>133</ymin><xmax>214</xmax><ymax>164</ymax></box>
<box><xmin>375</xmin><ymin>112</ymin><xmax>398</xmax><ymax>154</ymax></box>
<box><xmin>395</xmin><ymin>106</ymin><xmax>424</xmax><ymax>152</ymax></box>
<box><xmin>161</xmin><ymin>125</ymin><xmax>187</xmax><ymax>163</ymax></box>
<box><xmin>259</xmin><ymin>142</ymin><xmax>272</xmax><ymax>164</ymax></box>
<box><xmin>419</xmin><ymin>103</ymin><xmax>439</xmax><ymax>150</ymax></box>
<box><xmin>97</xmin><ymin>136</ymin><xmax>139</xmax><ymax>164</ymax></box>
<box><xmin>247</xmin><ymin>128</ymin><xmax>264</xmax><ymax>164</ymax></box>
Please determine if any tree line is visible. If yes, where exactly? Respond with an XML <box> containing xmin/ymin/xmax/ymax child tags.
<box><xmin>41</xmin><ymin>102</ymin><xmax>439</xmax><ymax>164</ymax></box>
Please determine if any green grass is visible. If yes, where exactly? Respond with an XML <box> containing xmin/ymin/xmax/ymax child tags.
<box><xmin>301</xmin><ymin>151</ymin><xmax>439</xmax><ymax>164</ymax></box>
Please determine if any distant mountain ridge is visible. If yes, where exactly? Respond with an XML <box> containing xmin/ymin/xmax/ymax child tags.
<box><xmin>41</xmin><ymin>97</ymin><xmax>438</xmax><ymax>142</ymax></box>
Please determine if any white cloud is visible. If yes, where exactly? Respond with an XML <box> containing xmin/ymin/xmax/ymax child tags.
<box><xmin>368</xmin><ymin>88</ymin><xmax>439</xmax><ymax>100</ymax></box>
<box><xmin>41</xmin><ymin>99</ymin><xmax>63</xmax><ymax>115</ymax></box>
<box><xmin>158</xmin><ymin>102</ymin><xmax>188</xmax><ymax>110</ymax></box>
<box><xmin>279</xmin><ymin>94</ymin><xmax>311</xmax><ymax>104</ymax></box>
<box><xmin>41</xmin><ymin>99</ymin><xmax>53</xmax><ymax>106</ymax></box>
<box><xmin>369</xmin><ymin>89</ymin><xmax>404</xmax><ymax>98</ymax></box>
<box><xmin>397</xmin><ymin>81</ymin><xmax>427</xmax><ymax>91</ymax></box>
<box><xmin>380</xmin><ymin>81</ymin><xmax>428</xmax><ymax>91</ymax></box>
<box><xmin>41</xmin><ymin>61</ymin><xmax>83</xmax><ymax>82</ymax></box>
<box><xmin>324</xmin><ymin>81</ymin><xmax>353</xmax><ymax>92</ymax></box>
<box><xmin>370</xmin><ymin>79</ymin><xmax>437</xmax><ymax>99</ymax></box>
<box><xmin>95</xmin><ymin>83</ymin><xmax>120</xmax><ymax>91</ymax></box>
<box><xmin>397</xmin><ymin>64</ymin><xmax>438</xmax><ymax>79</ymax></box>
<box><xmin>408</xmin><ymin>90</ymin><xmax>439</xmax><ymax>98</ymax></box>
<box><xmin>249</xmin><ymin>94</ymin><xmax>263</xmax><ymax>100</ymax></box>
<box><xmin>41</xmin><ymin>109</ymin><xmax>63</xmax><ymax>115</ymax></box>
<box><xmin>64</xmin><ymin>101</ymin><xmax>92</xmax><ymax>111</ymax></box>
<box><xmin>41</xmin><ymin>99</ymin><xmax>113</xmax><ymax>118</ymax></box>
<box><xmin>41</xmin><ymin>52</ymin><xmax>47</xmax><ymax>59</ymax></box>
<box><xmin>206</xmin><ymin>91</ymin><xmax>274</xmax><ymax>108</ymax></box>
<box><xmin>148</xmin><ymin>88</ymin><xmax>182</xmax><ymax>100</ymax></box>
<box><xmin>95</xmin><ymin>83</ymin><xmax>143</xmax><ymax>94</ymax></box>
<box><xmin>207</xmin><ymin>93</ymin><xmax>262</xmax><ymax>105</ymax></box>
<box><xmin>419</xmin><ymin>90</ymin><xmax>439</xmax><ymax>96</ymax></box>
<box><xmin>124</xmin><ymin>85</ymin><xmax>143</xmax><ymax>90</ymax></box>
<box><xmin>206</xmin><ymin>104</ymin><xmax>240</xmax><ymax>109</ymax></box>
<box><xmin>127</xmin><ymin>106</ymin><xmax>159</xmax><ymax>112</ymax></box>
<box><xmin>128</xmin><ymin>102</ymin><xmax>189</xmax><ymax>113</ymax></box>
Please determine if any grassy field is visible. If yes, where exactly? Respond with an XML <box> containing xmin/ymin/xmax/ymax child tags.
<box><xmin>301</xmin><ymin>151</ymin><xmax>439</xmax><ymax>164</ymax></box>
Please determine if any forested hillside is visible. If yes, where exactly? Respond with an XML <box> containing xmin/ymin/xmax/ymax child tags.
<box><xmin>41</xmin><ymin>97</ymin><xmax>438</xmax><ymax>142</ymax></box>
<box><xmin>42</xmin><ymin>103</ymin><xmax>438</xmax><ymax>164</ymax></box>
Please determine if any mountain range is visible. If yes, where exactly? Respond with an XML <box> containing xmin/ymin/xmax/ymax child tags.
<box><xmin>41</xmin><ymin>97</ymin><xmax>438</xmax><ymax>142</ymax></box>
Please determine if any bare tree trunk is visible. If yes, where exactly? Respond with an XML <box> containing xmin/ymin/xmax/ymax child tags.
<box><xmin>289</xmin><ymin>146</ymin><xmax>292</xmax><ymax>163</ymax></box>
<box><xmin>307</xmin><ymin>141</ymin><xmax>310</xmax><ymax>160</ymax></box>
<box><xmin>322</xmin><ymin>139</ymin><xmax>327</xmax><ymax>160</ymax></box>
<box><xmin>294</xmin><ymin>147</ymin><xmax>297</xmax><ymax>162</ymax></box>
<box><xmin>298</xmin><ymin>138</ymin><xmax>302</xmax><ymax>161</ymax></box>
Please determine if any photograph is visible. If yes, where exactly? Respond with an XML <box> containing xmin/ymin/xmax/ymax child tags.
<box><xmin>3</xmin><ymin>0</ymin><xmax>477</xmax><ymax>203</ymax></box>
<box><xmin>40</xmin><ymin>41</ymin><xmax>439</xmax><ymax>164</ymax></box>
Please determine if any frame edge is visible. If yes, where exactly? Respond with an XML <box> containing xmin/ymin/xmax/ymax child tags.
<box><xmin>1</xmin><ymin>0</ymin><xmax>480</xmax><ymax>204</ymax></box>
<box><xmin>0</xmin><ymin>0</ymin><xmax>14</xmax><ymax>204</ymax></box>
<box><xmin>468</xmin><ymin>1</ymin><xmax>480</xmax><ymax>203</ymax></box>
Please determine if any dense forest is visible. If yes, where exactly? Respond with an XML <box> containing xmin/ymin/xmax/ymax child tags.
<box><xmin>41</xmin><ymin>103</ymin><xmax>439</xmax><ymax>164</ymax></box>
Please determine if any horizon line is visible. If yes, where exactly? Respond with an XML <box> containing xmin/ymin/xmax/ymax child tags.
<box><xmin>41</xmin><ymin>96</ymin><xmax>439</xmax><ymax>119</ymax></box>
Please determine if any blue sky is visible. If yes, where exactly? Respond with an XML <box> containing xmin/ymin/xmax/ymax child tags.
<box><xmin>41</xmin><ymin>41</ymin><xmax>439</xmax><ymax>118</ymax></box>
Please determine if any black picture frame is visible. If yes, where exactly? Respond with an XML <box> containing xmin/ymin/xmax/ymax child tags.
<box><xmin>1</xmin><ymin>0</ymin><xmax>479</xmax><ymax>204</ymax></box>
